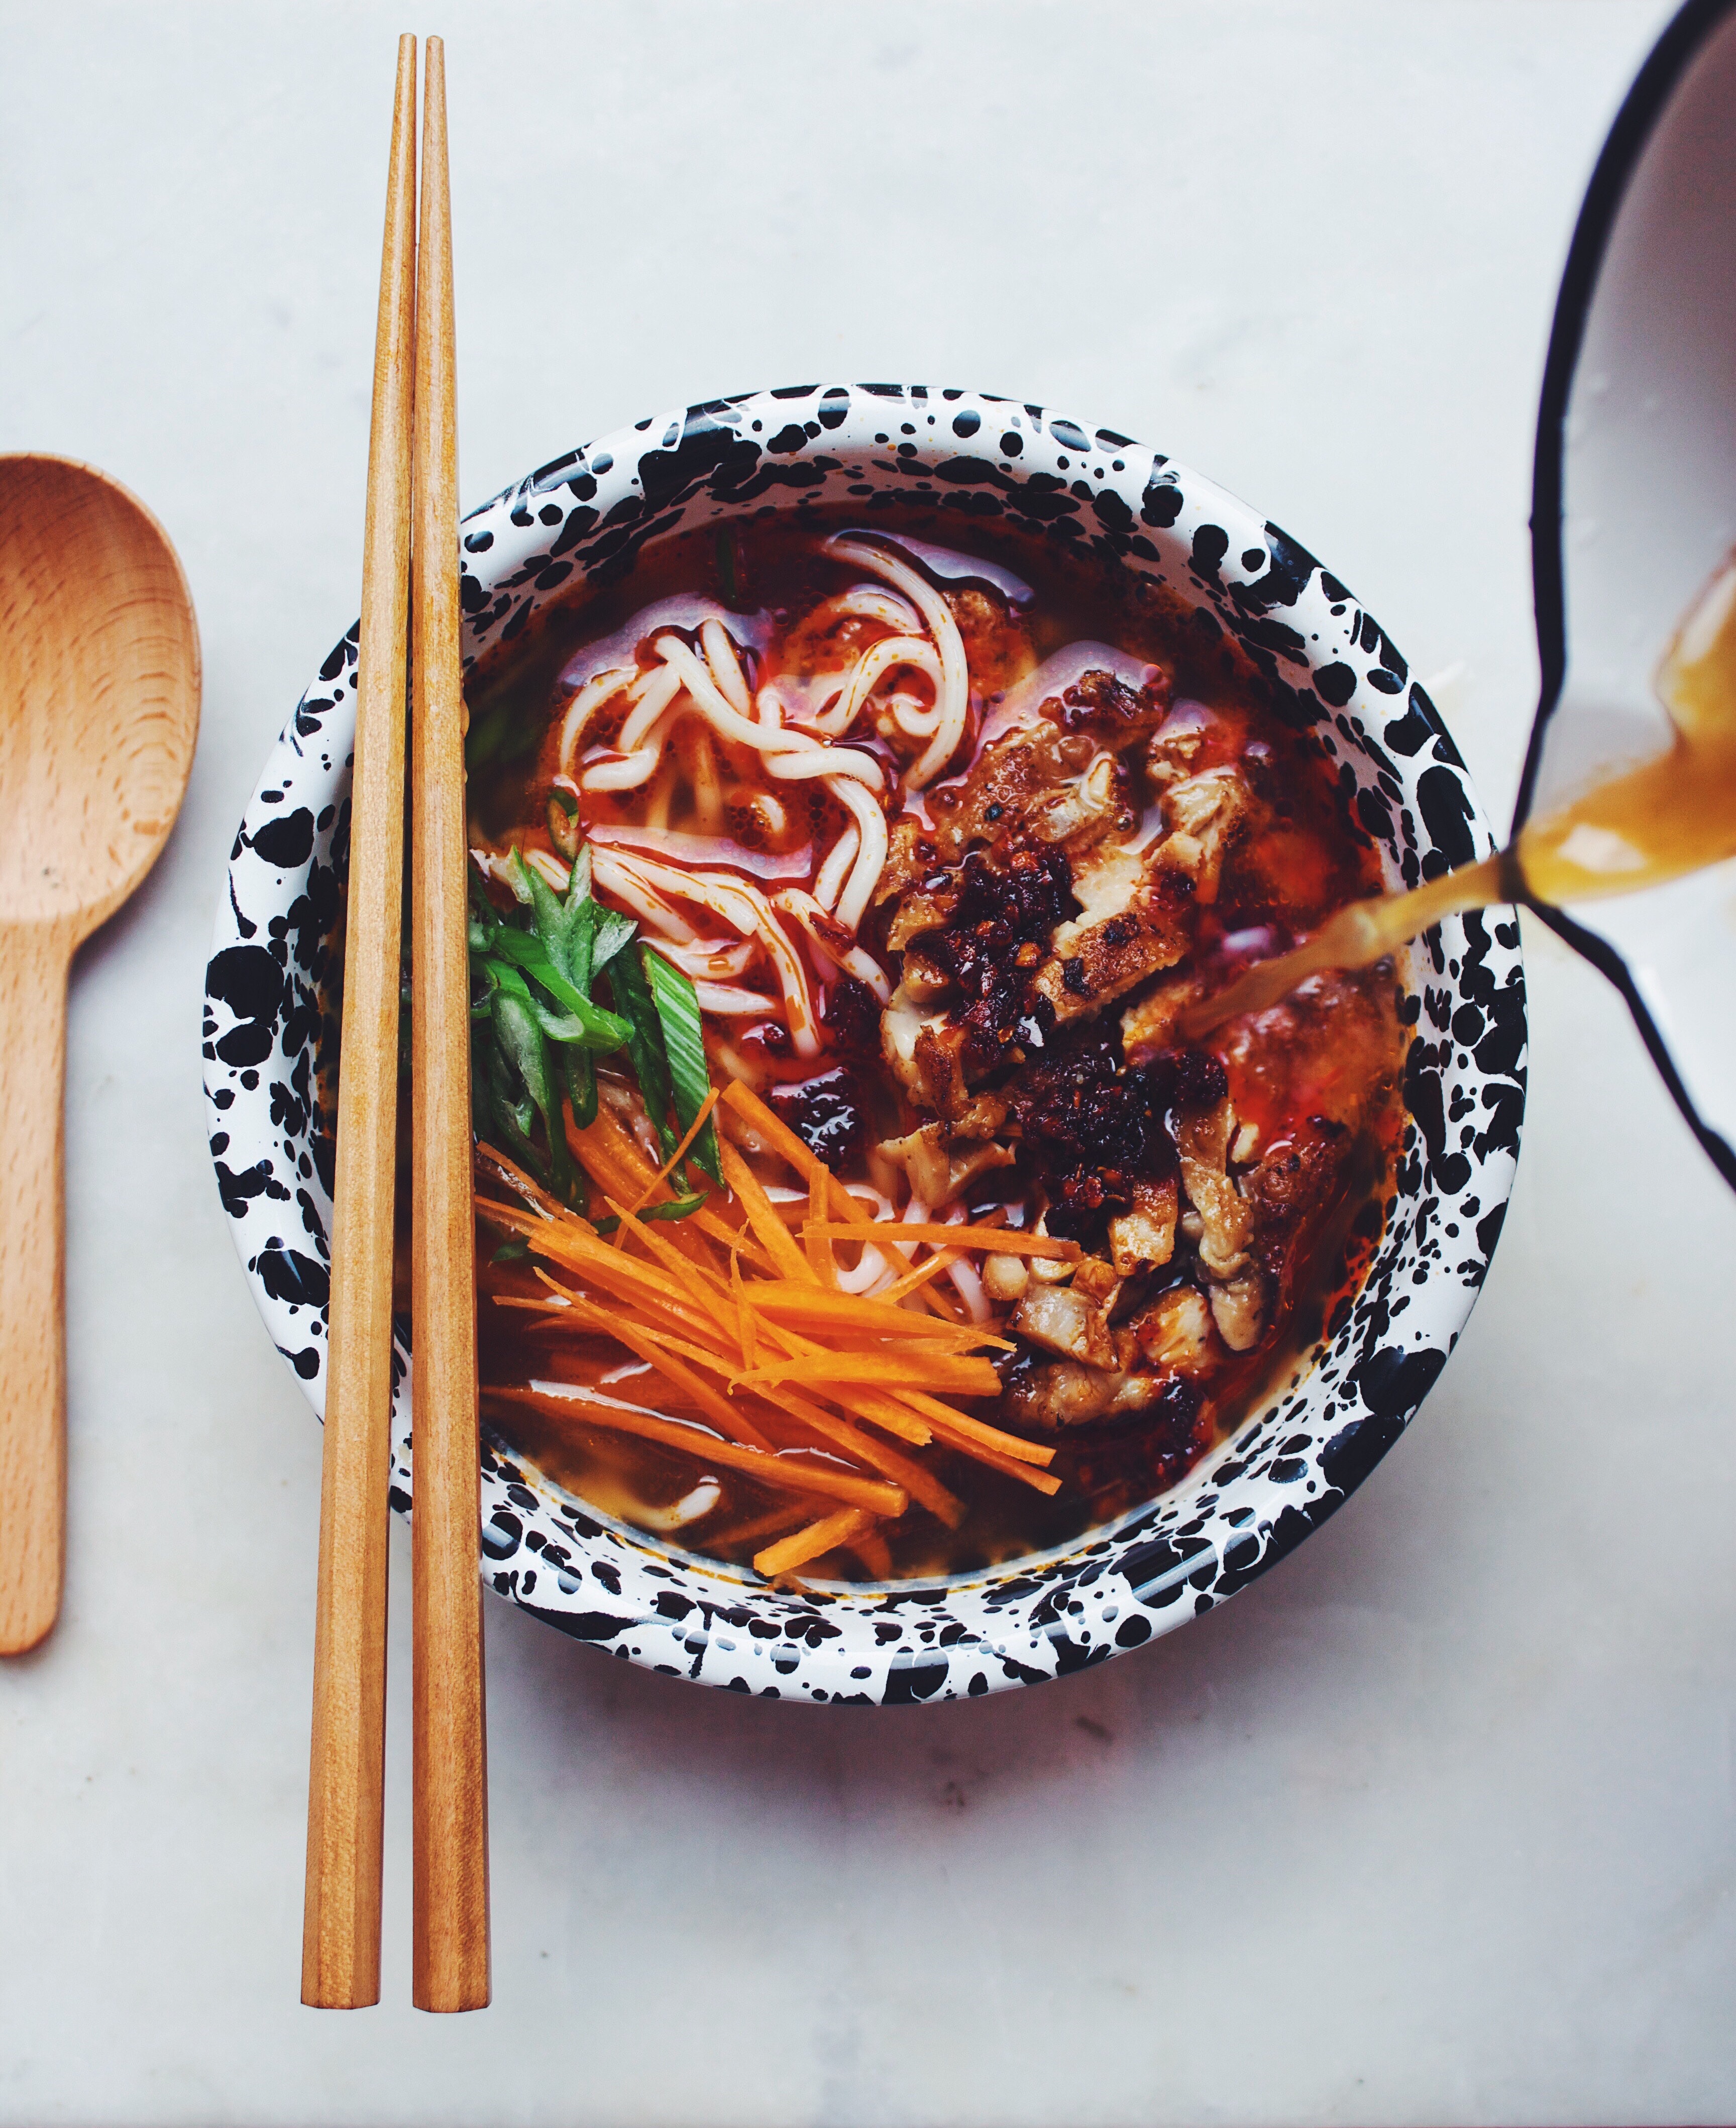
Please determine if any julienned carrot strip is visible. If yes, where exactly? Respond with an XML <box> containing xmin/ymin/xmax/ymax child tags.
<box><xmin>578</xmin><ymin>1104</ymin><xmax>745</xmax><ymax>1268</ymax></box>
<box><xmin>486</xmin><ymin>1387</ymin><xmax>906</xmax><ymax>1517</ymax></box>
<box><xmin>719</xmin><ymin>1139</ymin><xmax>814</xmax><ymax>1283</ymax></box>
<box><xmin>705</xmin><ymin>1501</ymin><xmax>810</xmax><ymax>1554</ymax></box>
<box><xmin>550</xmin><ymin>1287</ymin><xmax>774</xmax><ymax>1451</ymax></box>
<box><xmin>611</xmin><ymin>1084</ymin><xmax>722</xmax><ymax>1244</ymax></box>
<box><xmin>605</xmin><ymin>1197</ymin><xmax>740</xmax><ymax>1340</ymax></box>
<box><xmin>803</xmin><ymin>1133</ymin><xmax>836</xmax><ymax>1289</ymax></box>
<box><xmin>729</xmin><ymin>1248</ymin><xmax>757</xmax><ymax>1371</ymax></box>
<box><xmin>754</xmin><ymin>1507</ymin><xmax>874</xmax><ymax>1579</ymax></box>
<box><xmin>929</xmin><ymin>1431</ymin><xmax>1062</xmax><ymax>1496</ymax></box>
<box><xmin>735</xmin><ymin>1353</ymin><xmax>1003</xmax><ymax>1395</ymax></box>
<box><xmin>845</xmin><ymin>1388</ymin><xmax>936</xmax><ymax>1448</ymax></box>
<box><xmin>721</xmin><ymin>1081</ymin><xmax>870</xmax><ymax>1228</ymax></box>
<box><xmin>845</xmin><ymin>1525</ymin><xmax>894</xmax><ymax>1581</ymax></box>
<box><xmin>742</xmin><ymin>1283</ymin><xmax>1006</xmax><ymax>1346</ymax></box>
<box><xmin>873</xmin><ymin>1250</ymin><xmax>961</xmax><ymax>1303</ymax></box>
<box><xmin>519</xmin><ymin>1221</ymin><xmax>721</xmax><ymax>1342</ymax></box>
<box><xmin>772</xmin><ymin>1389</ymin><xmax>962</xmax><ymax>1527</ymax></box>
<box><xmin>910</xmin><ymin>1278</ymin><xmax>966</xmax><ymax>1326</ymax></box>
<box><xmin>895</xmin><ymin>1388</ymin><xmax>1056</xmax><ymax>1467</ymax></box>
<box><xmin>804</xmin><ymin>1223</ymin><xmax>1081</xmax><ymax>1260</ymax></box>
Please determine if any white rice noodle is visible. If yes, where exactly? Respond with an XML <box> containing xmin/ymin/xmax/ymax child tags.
<box><xmin>594</xmin><ymin>848</ymin><xmax>760</xmax><ymax>935</ymax></box>
<box><xmin>889</xmin><ymin>690</ymin><xmax>942</xmax><ymax>740</ymax></box>
<box><xmin>647</xmin><ymin>935</ymin><xmax>760</xmax><ymax>981</ymax></box>
<box><xmin>945</xmin><ymin>1251</ymin><xmax>992</xmax><ymax>1324</ymax></box>
<box><xmin>762</xmin><ymin>742</ymin><xmax>884</xmax><ymax>792</ymax></box>
<box><xmin>826</xmin><ymin>776</ymin><xmax>891</xmax><ymax>933</ymax></box>
<box><xmin>773</xmin><ymin>888</ymin><xmax>892</xmax><ymax>1004</ymax></box>
<box><xmin>824</xmin><ymin>535</ymin><xmax>969</xmax><ymax>787</ymax></box>
<box><xmin>701</xmin><ymin>617</ymin><xmax>753</xmax><ymax>717</ymax></box>
<box><xmin>642</xmin><ymin>753</ymin><xmax>676</xmax><ymax>831</ymax></box>
<box><xmin>522</xmin><ymin>846</ymin><xmax>571</xmax><ymax>896</ymax></box>
<box><xmin>587</xmin><ymin>847</ymin><xmax>702</xmax><ymax>942</ymax></box>
<box><xmin>813</xmin><ymin>634</ymin><xmax>941</xmax><ymax>738</ymax></box>
<box><xmin>755</xmin><ymin>683</ymin><xmax>787</xmax><ymax>730</ymax></box>
<box><xmin>469</xmin><ymin>844</ymin><xmax>571</xmax><ymax>900</ymax></box>
<box><xmin>615</xmin><ymin>661</ymin><xmax>686</xmax><ymax>753</ymax></box>
<box><xmin>743</xmin><ymin>791</ymin><xmax>788</xmax><ymax>840</ymax></box>
<box><xmin>633</xmin><ymin>1477</ymin><xmax>723</xmax><ymax>1534</ymax></box>
<box><xmin>828</xmin><ymin>1181</ymin><xmax>902</xmax><ymax>1295</ymax></box>
<box><xmin>813</xmin><ymin>823</ymin><xmax>859</xmax><ymax>912</ymax></box>
<box><xmin>691</xmin><ymin>981</ymin><xmax>781</xmax><ymax>1017</ymax></box>
<box><xmin>580</xmin><ymin>702</ymin><xmax>679</xmax><ymax>793</ymax></box>
<box><xmin>715</xmin><ymin>877</ymin><xmax>821</xmax><ymax>1056</ymax></box>
<box><xmin>816</xmin><ymin>584</ymin><xmax>923</xmax><ymax>634</ymax></box>
<box><xmin>586</xmin><ymin>820</ymin><xmax>809</xmax><ymax>880</ymax></box>
<box><xmin>680</xmin><ymin>722</ymin><xmax>726</xmax><ymax>835</ymax></box>
<box><xmin>834</xmin><ymin>1244</ymin><xmax>895</xmax><ymax>1295</ymax></box>
<box><xmin>654</xmin><ymin>635</ymin><xmax>812</xmax><ymax>759</ymax></box>
<box><xmin>557</xmin><ymin>665</ymin><xmax>637</xmax><ymax>779</ymax></box>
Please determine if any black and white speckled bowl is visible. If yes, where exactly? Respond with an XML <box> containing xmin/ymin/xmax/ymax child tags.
<box><xmin>204</xmin><ymin>384</ymin><xmax>1525</xmax><ymax>1704</ymax></box>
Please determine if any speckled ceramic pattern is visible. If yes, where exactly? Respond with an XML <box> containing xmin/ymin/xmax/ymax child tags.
<box><xmin>203</xmin><ymin>383</ymin><xmax>1525</xmax><ymax>1704</ymax></box>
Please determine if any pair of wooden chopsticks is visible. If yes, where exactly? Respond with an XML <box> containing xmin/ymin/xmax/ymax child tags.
<box><xmin>302</xmin><ymin>33</ymin><xmax>489</xmax><ymax>2015</ymax></box>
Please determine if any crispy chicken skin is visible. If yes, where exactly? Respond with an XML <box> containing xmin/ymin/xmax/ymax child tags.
<box><xmin>871</xmin><ymin>666</ymin><xmax>1398</xmax><ymax>1441</ymax></box>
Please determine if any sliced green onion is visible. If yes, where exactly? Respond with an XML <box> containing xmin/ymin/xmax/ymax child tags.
<box><xmin>601</xmin><ymin>945</ymin><xmax>674</xmax><ymax>1159</ymax></box>
<box><xmin>641</xmin><ymin>945</ymin><xmax>723</xmax><ymax>1186</ymax></box>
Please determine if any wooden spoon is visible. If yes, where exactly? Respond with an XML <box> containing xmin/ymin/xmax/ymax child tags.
<box><xmin>0</xmin><ymin>454</ymin><xmax>200</xmax><ymax>1653</ymax></box>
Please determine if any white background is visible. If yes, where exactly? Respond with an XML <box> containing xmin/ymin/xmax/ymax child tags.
<box><xmin>3</xmin><ymin>4</ymin><xmax>1733</xmax><ymax>2123</ymax></box>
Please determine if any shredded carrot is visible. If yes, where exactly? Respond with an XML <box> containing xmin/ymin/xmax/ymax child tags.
<box><xmin>610</xmin><ymin>1085</ymin><xmax>722</xmax><ymax>1244</ymax></box>
<box><xmin>489</xmin><ymin>1387</ymin><xmax>902</xmax><ymax>1523</ymax></box>
<box><xmin>867</xmin><ymin>1249</ymin><xmax>960</xmax><ymax>1304</ymax></box>
<box><xmin>771</xmin><ymin>1389</ymin><xmax>963</xmax><ymax>1528</ymax></box>
<box><xmin>844</xmin><ymin>1388</ymin><xmax>936</xmax><ymax>1448</ymax></box>
<box><xmin>734</xmin><ymin>1352</ymin><xmax>1003</xmax><ymax>1396</ymax></box>
<box><xmin>895</xmin><ymin>1389</ymin><xmax>1058</xmax><ymax>1467</ymax></box>
<box><xmin>930</xmin><ymin>1433</ymin><xmax>1062</xmax><ymax>1496</ymax></box>
<box><xmin>544</xmin><ymin>1284</ymin><xmax>775</xmax><ymax>1451</ymax></box>
<box><xmin>478</xmin><ymin>1092</ymin><xmax>1090</xmax><ymax>1576</ymax></box>
<box><xmin>743</xmin><ymin>1283</ymin><xmax>1007</xmax><ymax>1347</ymax></box>
<box><xmin>719</xmin><ymin>1139</ymin><xmax>814</xmax><ymax>1283</ymax></box>
<box><xmin>721</xmin><ymin>1081</ymin><xmax>870</xmax><ymax>1227</ymax></box>
<box><xmin>603</xmin><ymin>1198</ymin><xmax>742</xmax><ymax>1341</ymax></box>
<box><xmin>754</xmin><ymin>1507</ymin><xmax>874</xmax><ymax>1578</ymax></box>
<box><xmin>845</xmin><ymin>1526</ymin><xmax>895</xmax><ymax>1580</ymax></box>
<box><xmin>729</xmin><ymin>1247</ymin><xmax>757</xmax><ymax>1371</ymax></box>
<box><xmin>803</xmin><ymin>1222</ymin><xmax>1080</xmax><ymax>1259</ymax></box>
<box><xmin>487</xmin><ymin>1387</ymin><xmax>906</xmax><ymax>1516</ymax></box>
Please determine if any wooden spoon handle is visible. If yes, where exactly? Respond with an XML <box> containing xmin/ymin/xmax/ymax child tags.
<box><xmin>0</xmin><ymin>920</ymin><xmax>72</xmax><ymax>1654</ymax></box>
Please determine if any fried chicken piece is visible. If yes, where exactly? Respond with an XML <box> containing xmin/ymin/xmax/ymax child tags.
<box><xmin>1011</xmin><ymin>1284</ymin><xmax>1116</xmax><ymax>1370</ymax></box>
<box><xmin>1152</xmin><ymin>766</ymin><xmax>1250</xmax><ymax>903</ymax></box>
<box><xmin>1128</xmin><ymin>1286</ymin><xmax>1215</xmax><ymax>1371</ymax></box>
<box><xmin>1109</xmin><ymin>1177</ymin><xmax>1178</xmax><ymax>1276</ymax></box>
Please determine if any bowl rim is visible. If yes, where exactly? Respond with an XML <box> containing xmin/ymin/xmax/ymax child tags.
<box><xmin>203</xmin><ymin>380</ymin><xmax>1526</xmax><ymax>1704</ymax></box>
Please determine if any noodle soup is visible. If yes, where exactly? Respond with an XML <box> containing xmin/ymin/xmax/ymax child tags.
<box><xmin>459</xmin><ymin>509</ymin><xmax>1407</xmax><ymax>1583</ymax></box>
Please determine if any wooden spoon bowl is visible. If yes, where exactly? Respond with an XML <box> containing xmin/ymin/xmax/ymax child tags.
<box><xmin>0</xmin><ymin>454</ymin><xmax>200</xmax><ymax>1652</ymax></box>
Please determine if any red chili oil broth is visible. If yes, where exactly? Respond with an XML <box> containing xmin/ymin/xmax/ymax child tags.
<box><xmin>461</xmin><ymin>506</ymin><xmax>1406</xmax><ymax>1582</ymax></box>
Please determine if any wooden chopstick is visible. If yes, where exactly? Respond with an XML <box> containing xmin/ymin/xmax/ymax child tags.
<box><xmin>302</xmin><ymin>31</ymin><xmax>417</xmax><ymax>2013</ymax></box>
<box><xmin>409</xmin><ymin>33</ymin><xmax>492</xmax><ymax>2015</ymax></box>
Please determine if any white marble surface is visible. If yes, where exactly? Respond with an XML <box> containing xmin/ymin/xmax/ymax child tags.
<box><xmin>3</xmin><ymin>3</ymin><xmax>1732</xmax><ymax>2122</ymax></box>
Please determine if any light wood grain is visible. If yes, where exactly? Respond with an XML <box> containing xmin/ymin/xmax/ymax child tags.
<box><xmin>0</xmin><ymin>456</ymin><xmax>199</xmax><ymax>1656</ymax></box>
<box><xmin>409</xmin><ymin>35</ymin><xmax>492</xmax><ymax>2016</ymax></box>
<box><xmin>301</xmin><ymin>31</ymin><xmax>416</xmax><ymax>2013</ymax></box>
